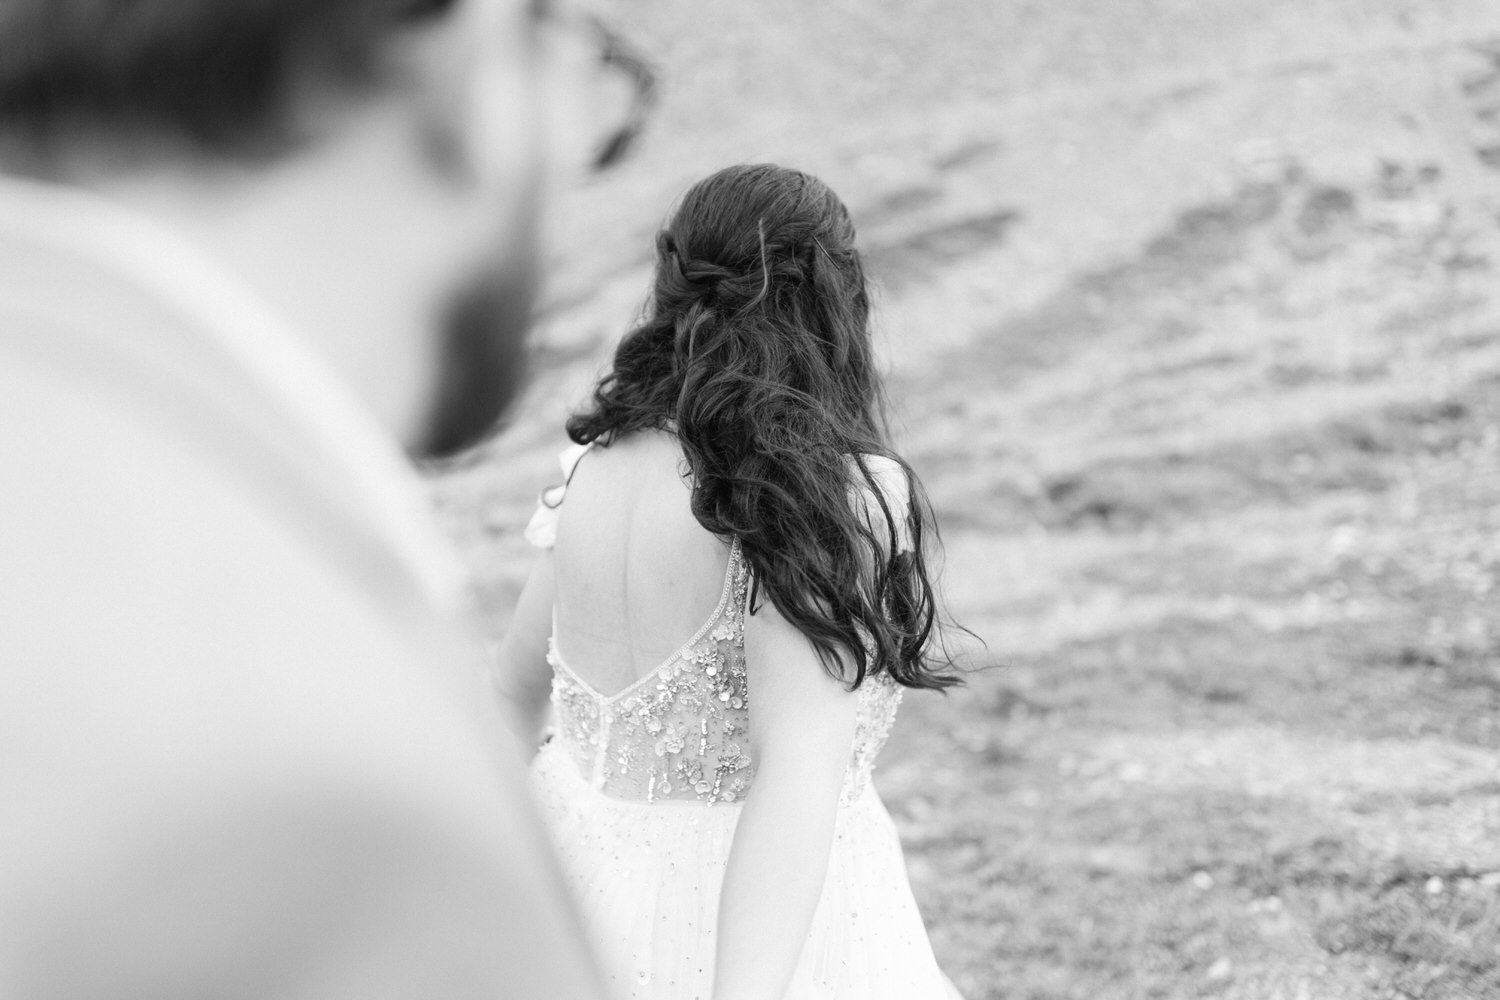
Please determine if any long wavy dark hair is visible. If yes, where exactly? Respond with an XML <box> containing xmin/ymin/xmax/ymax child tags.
<box><xmin>567</xmin><ymin>164</ymin><xmax>960</xmax><ymax>691</ymax></box>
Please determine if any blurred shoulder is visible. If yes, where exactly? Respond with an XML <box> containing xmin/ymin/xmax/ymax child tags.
<box><xmin>0</xmin><ymin>361</ymin><xmax>414</xmax><ymax>673</ymax></box>
<box><xmin>1</xmin><ymin>368</ymin><xmax>610</xmax><ymax>999</ymax></box>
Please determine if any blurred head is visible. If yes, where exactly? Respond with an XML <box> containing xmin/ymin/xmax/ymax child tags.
<box><xmin>0</xmin><ymin>0</ymin><xmax>563</xmax><ymax>458</ymax></box>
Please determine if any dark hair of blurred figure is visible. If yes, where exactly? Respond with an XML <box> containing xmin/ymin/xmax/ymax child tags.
<box><xmin>0</xmin><ymin>0</ymin><xmax>455</xmax><ymax>156</ymax></box>
<box><xmin>0</xmin><ymin>0</ymin><xmax>533</xmax><ymax>460</ymax></box>
<box><xmin>568</xmin><ymin>163</ymin><xmax>962</xmax><ymax>691</ymax></box>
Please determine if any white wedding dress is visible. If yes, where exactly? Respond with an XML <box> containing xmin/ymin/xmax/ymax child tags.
<box><xmin>525</xmin><ymin>443</ymin><xmax>962</xmax><ymax>1000</ymax></box>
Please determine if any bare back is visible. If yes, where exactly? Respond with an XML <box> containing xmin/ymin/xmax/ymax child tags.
<box><xmin>549</xmin><ymin>430</ymin><xmax>733</xmax><ymax>697</ymax></box>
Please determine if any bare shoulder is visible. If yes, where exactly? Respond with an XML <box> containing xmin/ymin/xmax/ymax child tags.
<box><xmin>847</xmin><ymin>453</ymin><xmax>912</xmax><ymax>547</ymax></box>
<box><xmin>559</xmin><ymin>429</ymin><xmax>720</xmax><ymax>558</ymax></box>
<box><xmin>852</xmin><ymin>452</ymin><xmax>908</xmax><ymax>488</ymax></box>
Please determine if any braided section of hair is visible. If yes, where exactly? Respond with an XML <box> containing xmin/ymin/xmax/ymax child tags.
<box><xmin>568</xmin><ymin>164</ymin><xmax>960</xmax><ymax>691</ymax></box>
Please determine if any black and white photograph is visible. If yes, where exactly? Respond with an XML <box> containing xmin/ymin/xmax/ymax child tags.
<box><xmin>2</xmin><ymin>1</ymin><xmax>1497</xmax><ymax>998</ymax></box>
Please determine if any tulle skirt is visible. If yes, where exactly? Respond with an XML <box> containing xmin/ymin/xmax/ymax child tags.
<box><xmin>530</xmin><ymin>740</ymin><xmax>963</xmax><ymax>999</ymax></box>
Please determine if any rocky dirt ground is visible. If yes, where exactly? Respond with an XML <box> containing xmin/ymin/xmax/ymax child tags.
<box><xmin>432</xmin><ymin>2</ymin><xmax>1500</xmax><ymax>996</ymax></box>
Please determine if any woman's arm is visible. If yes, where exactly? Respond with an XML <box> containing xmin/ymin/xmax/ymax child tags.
<box><xmin>492</xmin><ymin>551</ymin><xmax>558</xmax><ymax>756</ymax></box>
<box><xmin>713</xmin><ymin>598</ymin><xmax>860</xmax><ymax>1000</ymax></box>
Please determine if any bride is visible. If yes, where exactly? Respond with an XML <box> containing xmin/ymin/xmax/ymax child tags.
<box><xmin>496</xmin><ymin>163</ymin><xmax>964</xmax><ymax>999</ymax></box>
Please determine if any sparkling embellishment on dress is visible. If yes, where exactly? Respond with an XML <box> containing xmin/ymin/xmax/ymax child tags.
<box><xmin>547</xmin><ymin>538</ymin><xmax>903</xmax><ymax>806</ymax></box>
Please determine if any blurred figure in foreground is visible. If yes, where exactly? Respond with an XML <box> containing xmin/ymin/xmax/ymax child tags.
<box><xmin>0</xmin><ymin>0</ymin><xmax>648</xmax><ymax>996</ymax></box>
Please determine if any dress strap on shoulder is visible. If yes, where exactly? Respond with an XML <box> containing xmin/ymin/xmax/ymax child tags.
<box><xmin>523</xmin><ymin>440</ymin><xmax>594</xmax><ymax>550</ymax></box>
<box><xmin>727</xmin><ymin>536</ymin><xmax>758</xmax><ymax>619</ymax></box>
<box><xmin>549</xmin><ymin>441</ymin><xmax>594</xmax><ymax>505</ymax></box>
<box><xmin>727</xmin><ymin>536</ymin><xmax>744</xmax><ymax>584</ymax></box>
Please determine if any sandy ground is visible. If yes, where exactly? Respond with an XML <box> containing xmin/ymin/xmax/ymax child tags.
<box><xmin>433</xmin><ymin>3</ymin><xmax>1500</xmax><ymax>997</ymax></box>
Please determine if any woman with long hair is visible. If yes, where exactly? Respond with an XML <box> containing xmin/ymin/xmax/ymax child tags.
<box><xmin>496</xmin><ymin>163</ymin><xmax>964</xmax><ymax>999</ymax></box>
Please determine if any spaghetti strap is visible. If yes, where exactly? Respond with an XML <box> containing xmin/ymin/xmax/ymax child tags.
<box><xmin>523</xmin><ymin>441</ymin><xmax>594</xmax><ymax>550</ymax></box>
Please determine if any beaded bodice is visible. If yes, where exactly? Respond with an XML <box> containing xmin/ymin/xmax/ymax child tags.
<box><xmin>546</xmin><ymin>538</ymin><xmax>903</xmax><ymax>807</ymax></box>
